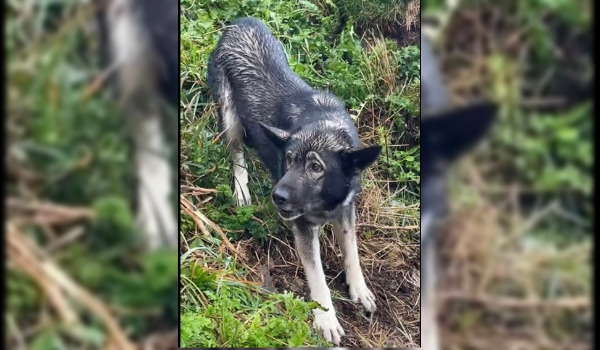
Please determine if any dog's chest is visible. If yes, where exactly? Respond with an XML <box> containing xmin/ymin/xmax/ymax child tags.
<box><xmin>303</xmin><ymin>208</ymin><xmax>343</xmax><ymax>225</ymax></box>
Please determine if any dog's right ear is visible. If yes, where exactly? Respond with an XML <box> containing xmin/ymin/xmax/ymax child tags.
<box><xmin>258</xmin><ymin>122</ymin><xmax>291</xmax><ymax>147</ymax></box>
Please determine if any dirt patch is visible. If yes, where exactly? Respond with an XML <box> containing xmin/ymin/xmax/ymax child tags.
<box><xmin>355</xmin><ymin>21</ymin><xmax>419</xmax><ymax>48</ymax></box>
<box><xmin>243</xmin><ymin>223</ymin><xmax>420</xmax><ymax>348</ymax></box>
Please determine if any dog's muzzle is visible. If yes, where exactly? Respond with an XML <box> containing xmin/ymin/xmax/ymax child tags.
<box><xmin>271</xmin><ymin>187</ymin><xmax>303</xmax><ymax>220</ymax></box>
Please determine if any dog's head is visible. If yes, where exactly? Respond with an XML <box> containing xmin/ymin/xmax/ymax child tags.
<box><xmin>259</xmin><ymin>122</ymin><xmax>381</xmax><ymax>221</ymax></box>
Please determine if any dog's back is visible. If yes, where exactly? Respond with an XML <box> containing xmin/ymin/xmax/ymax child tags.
<box><xmin>208</xmin><ymin>17</ymin><xmax>311</xmax><ymax>105</ymax></box>
<box><xmin>208</xmin><ymin>17</ymin><xmax>361</xmax><ymax>181</ymax></box>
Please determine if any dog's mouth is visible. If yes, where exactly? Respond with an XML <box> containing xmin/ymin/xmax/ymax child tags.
<box><xmin>277</xmin><ymin>208</ymin><xmax>304</xmax><ymax>221</ymax></box>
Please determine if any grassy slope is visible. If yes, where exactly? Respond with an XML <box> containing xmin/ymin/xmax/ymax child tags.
<box><xmin>180</xmin><ymin>0</ymin><xmax>421</xmax><ymax>347</ymax></box>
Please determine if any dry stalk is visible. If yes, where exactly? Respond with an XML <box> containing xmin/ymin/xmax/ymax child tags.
<box><xmin>6</xmin><ymin>223</ymin><xmax>138</xmax><ymax>350</ymax></box>
<box><xmin>180</xmin><ymin>195</ymin><xmax>245</xmax><ymax>260</ymax></box>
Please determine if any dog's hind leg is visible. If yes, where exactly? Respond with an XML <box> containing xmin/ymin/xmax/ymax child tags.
<box><xmin>332</xmin><ymin>202</ymin><xmax>376</xmax><ymax>312</ymax></box>
<box><xmin>213</xmin><ymin>75</ymin><xmax>251</xmax><ymax>206</ymax></box>
<box><xmin>293</xmin><ymin>220</ymin><xmax>345</xmax><ymax>345</ymax></box>
<box><xmin>105</xmin><ymin>0</ymin><xmax>178</xmax><ymax>249</ymax></box>
<box><xmin>231</xmin><ymin>148</ymin><xmax>251</xmax><ymax>206</ymax></box>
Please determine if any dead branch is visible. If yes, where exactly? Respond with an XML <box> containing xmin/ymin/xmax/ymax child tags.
<box><xmin>180</xmin><ymin>195</ymin><xmax>246</xmax><ymax>260</ymax></box>
<box><xmin>6</xmin><ymin>223</ymin><xmax>138</xmax><ymax>350</ymax></box>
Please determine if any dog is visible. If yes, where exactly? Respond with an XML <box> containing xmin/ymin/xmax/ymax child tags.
<box><xmin>95</xmin><ymin>0</ymin><xmax>179</xmax><ymax>250</ymax></box>
<box><xmin>420</xmin><ymin>35</ymin><xmax>497</xmax><ymax>349</ymax></box>
<box><xmin>207</xmin><ymin>17</ymin><xmax>382</xmax><ymax>345</ymax></box>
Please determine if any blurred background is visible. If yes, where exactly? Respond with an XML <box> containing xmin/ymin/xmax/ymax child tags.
<box><xmin>423</xmin><ymin>0</ymin><xmax>592</xmax><ymax>349</ymax></box>
<box><xmin>5</xmin><ymin>1</ymin><xmax>178</xmax><ymax>349</ymax></box>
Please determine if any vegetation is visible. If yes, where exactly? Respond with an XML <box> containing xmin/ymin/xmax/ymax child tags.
<box><xmin>180</xmin><ymin>0</ymin><xmax>421</xmax><ymax>347</ymax></box>
<box><xmin>7</xmin><ymin>0</ymin><xmax>589</xmax><ymax>349</ymax></box>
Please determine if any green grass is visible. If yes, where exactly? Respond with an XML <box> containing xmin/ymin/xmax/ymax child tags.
<box><xmin>180</xmin><ymin>243</ymin><xmax>330</xmax><ymax>348</ymax></box>
<box><xmin>180</xmin><ymin>0</ymin><xmax>421</xmax><ymax>347</ymax></box>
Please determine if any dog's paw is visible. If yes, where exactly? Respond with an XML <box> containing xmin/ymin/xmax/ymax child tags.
<box><xmin>313</xmin><ymin>310</ymin><xmax>345</xmax><ymax>345</ymax></box>
<box><xmin>421</xmin><ymin>323</ymin><xmax>441</xmax><ymax>350</ymax></box>
<box><xmin>349</xmin><ymin>281</ymin><xmax>377</xmax><ymax>313</ymax></box>
<box><xmin>421</xmin><ymin>304</ymin><xmax>441</xmax><ymax>350</ymax></box>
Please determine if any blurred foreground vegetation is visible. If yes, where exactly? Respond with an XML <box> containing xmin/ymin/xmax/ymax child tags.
<box><xmin>423</xmin><ymin>0</ymin><xmax>592</xmax><ymax>348</ymax></box>
<box><xmin>6</xmin><ymin>2</ymin><xmax>178</xmax><ymax>349</ymax></box>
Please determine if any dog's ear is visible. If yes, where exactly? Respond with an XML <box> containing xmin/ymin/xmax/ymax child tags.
<box><xmin>258</xmin><ymin>122</ymin><xmax>291</xmax><ymax>146</ymax></box>
<box><xmin>422</xmin><ymin>102</ymin><xmax>497</xmax><ymax>162</ymax></box>
<box><xmin>341</xmin><ymin>145</ymin><xmax>382</xmax><ymax>175</ymax></box>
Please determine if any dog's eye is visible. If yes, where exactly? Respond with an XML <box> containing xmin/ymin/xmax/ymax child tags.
<box><xmin>311</xmin><ymin>163</ymin><xmax>322</xmax><ymax>172</ymax></box>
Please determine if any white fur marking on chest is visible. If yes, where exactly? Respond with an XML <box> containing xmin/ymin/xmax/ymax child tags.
<box><xmin>342</xmin><ymin>190</ymin><xmax>356</xmax><ymax>207</ymax></box>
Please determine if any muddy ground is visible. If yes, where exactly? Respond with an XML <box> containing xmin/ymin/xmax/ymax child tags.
<box><xmin>243</xmin><ymin>221</ymin><xmax>421</xmax><ymax>348</ymax></box>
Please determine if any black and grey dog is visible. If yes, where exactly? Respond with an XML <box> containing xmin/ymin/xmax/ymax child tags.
<box><xmin>420</xmin><ymin>35</ymin><xmax>497</xmax><ymax>349</ymax></box>
<box><xmin>96</xmin><ymin>0</ymin><xmax>179</xmax><ymax>249</ymax></box>
<box><xmin>208</xmin><ymin>17</ymin><xmax>382</xmax><ymax>344</ymax></box>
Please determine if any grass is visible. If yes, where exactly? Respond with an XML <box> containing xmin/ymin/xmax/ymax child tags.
<box><xmin>180</xmin><ymin>0</ymin><xmax>421</xmax><ymax>347</ymax></box>
<box><xmin>9</xmin><ymin>1</ymin><xmax>588</xmax><ymax>349</ymax></box>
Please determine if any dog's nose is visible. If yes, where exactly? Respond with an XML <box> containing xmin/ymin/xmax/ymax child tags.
<box><xmin>272</xmin><ymin>187</ymin><xmax>290</xmax><ymax>206</ymax></box>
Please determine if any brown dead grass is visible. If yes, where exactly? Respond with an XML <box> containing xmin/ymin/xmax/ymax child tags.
<box><xmin>5</xmin><ymin>198</ymin><xmax>179</xmax><ymax>350</ymax></box>
<box><xmin>404</xmin><ymin>0</ymin><xmax>420</xmax><ymax>31</ymax></box>
<box><xmin>181</xmin><ymin>193</ymin><xmax>420</xmax><ymax>348</ymax></box>
<box><xmin>435</xmin><ymin>167</ymin><xmax>591</xmax><ymax>350</ymax></box>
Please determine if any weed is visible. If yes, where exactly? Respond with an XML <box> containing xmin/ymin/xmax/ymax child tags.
<box><xmin>423</xmin><ymin>1</ymin><xmax>592</xmax><ymax>348</ymax></box>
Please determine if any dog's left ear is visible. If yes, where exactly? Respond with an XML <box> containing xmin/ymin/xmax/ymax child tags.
<box><xmin>341</xmin><ymin>145</ymin><xmax>382</xmax><ymax>175</ymax></box>
<box><xmin>258</xmin><ymin>122</ymin><xmax>291</xmax><ymax>147</ymax></box>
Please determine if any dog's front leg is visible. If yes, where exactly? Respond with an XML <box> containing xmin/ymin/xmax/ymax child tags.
<box><xmin>332</xmin><ymin>202</ymin><xmax>376</xmax><ymax>312</ymax></box>
<box><xmin>292</xmin><ymin>221</ymin><xmax>345</xmax><ymax>345</ymax></box>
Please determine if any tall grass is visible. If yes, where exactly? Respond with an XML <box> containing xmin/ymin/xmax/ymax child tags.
<box><xmin>423</xmin><ymin>0</ymin><xmax>592</xmax><ymax>348</ymax></box>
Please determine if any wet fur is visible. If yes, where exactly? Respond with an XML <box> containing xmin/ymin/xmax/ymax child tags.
<box><xmin>208</xmin><ymin>17</ymin><xmax>381</xmax><ymax>345</ymax></box>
